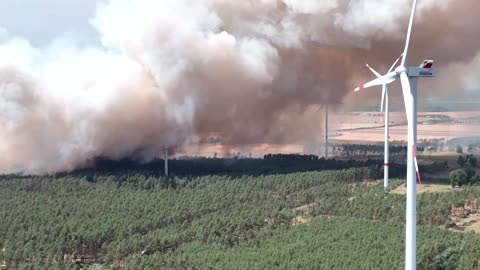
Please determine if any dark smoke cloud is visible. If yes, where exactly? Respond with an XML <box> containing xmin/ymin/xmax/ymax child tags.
<box><xmin>0</xmin><ymin>0</ymin><xmax>479</xmax><ymax>174</ymax></box>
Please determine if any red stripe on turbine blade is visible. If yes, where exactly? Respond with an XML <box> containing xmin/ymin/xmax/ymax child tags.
<box><xmin>416</xmin><ymin>171</ymin><xmax>422</xmax><ymax>185</ymax></box>
<box><xmin>412</xmin><ymin>145</ymin><xmax>422</xmax><ymax>184</ymax></box>
<box><xmin>384</xmin><ymin>163</ymin><xmax>390</xmax><ymax>167</ymax></box>
<box><xmin>354</xmin><ymin>85</ymin><xmax>365</xmax><ymax>92</ymax></box>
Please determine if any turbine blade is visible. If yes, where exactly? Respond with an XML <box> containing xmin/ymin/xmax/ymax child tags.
<box><xmin>366</xmin><ymin>64</ymin><xmax>382</xmax><ymax>78</ymax></box>
<box><xmin>400</xmin><ymin>73</ymin><xmax>421</xmax><ymax>184</ymax></box>
<box><xmin>354</xmin><ymin>71</ymin><xmax>398</xmax><ymax>92</ymax></box>
<box><xmin>400</xmin><ymin>72</ymin><xmax>412</xmax><ymax>122</ymax></box>
<box><xmin>412</xmin><ymin>145</ymin><xmax>422</xmax><ymax>184</ymax></box>
<box><xmin>388</xmin><ymin>54</ymin><xmax>403</xmax><ymax>73</ymax></box>
<box><xmin>401</xmin><ymin>0</ymin><xmax>418</xmax><ymax>67</ymax></box>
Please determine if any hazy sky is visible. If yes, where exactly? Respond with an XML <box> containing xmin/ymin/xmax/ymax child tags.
<box><xmin>0</xmin><ymin>0</ymin><xmax>99</xmax><ymax>46</ymax></box>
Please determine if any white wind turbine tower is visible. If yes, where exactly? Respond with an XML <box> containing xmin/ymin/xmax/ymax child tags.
<box><xmin>317</xmin><ymin>105</ymin><xmax>329</xmax><ymax>158</ymax></box>
<box><xmin>353</xmin><ymin>0</ymin><xmax>436</xmax><ymax>269</ymax></box>
<box><xmin>324</xmin><ymin>105</ymin><xmax>328</xmax><ymax>158</ymax></box>
<box><xmin>364</xmin><ymin>54</ymin><xmax>402</xmax><ymax>191</ymax></box>
<box><xmin>164</xmin><ymin>149</ymin><xmax>169</xmax><ymax>177</ymax></box>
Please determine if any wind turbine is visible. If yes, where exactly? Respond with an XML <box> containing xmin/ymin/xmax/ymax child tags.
<box><xmin>353</xmin><ymin>0</ymin><xmax>436</xmax><ymax>269</ymax></box>
<box><xmin>164</xmin><ymin>149</ymin><xmax>169</xmax><ymax>176</ymax></box>
<box><xmin>364</xmin><ymin>54</ymin><xmax>402</xmax><ymax>191</ymax></box>
<box><xmin>317</xmin><ymin>105</ymin><xmax>329</xmax><ymax>158</ymax></box>
<box><xmin>324</xmin><ymin>105</ymin><xmax>328</xmax><ymax>158</ymax></box>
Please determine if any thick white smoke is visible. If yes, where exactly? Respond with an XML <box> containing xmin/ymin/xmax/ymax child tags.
<box><xmin>0</xmin><ymin>0</ymin><xmax>478</xmax><ymax>174</ymax></box>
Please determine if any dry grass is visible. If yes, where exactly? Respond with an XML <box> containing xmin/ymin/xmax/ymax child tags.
<box><xmin>390</xmin><ymin>184</ymin><xmax>453</xmax><ymax>195</ymax></box>
<box><xmin>452</xmin><ymin>214</ymin><xmax>480</xmax><ymax>234</ymax></box>
<box><xmin>292</xmin><ymin>215</ymin><xmax>311</xmax><ymax>226</ymax></box>
<box><xmin>465</xmin><ymin>221</ymin><xmax>480</xmax><ymax>233</ymax></box>
<box><xmin>422</xmin><ymin>152</ymin><xmax>461</xmax><ymax>157</ymax></box>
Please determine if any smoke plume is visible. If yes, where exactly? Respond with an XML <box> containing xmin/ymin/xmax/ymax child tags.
<box><xmin>1</xmin><ymin>0</ymin><xmax>479</xmax><ymax>174</ymax></box>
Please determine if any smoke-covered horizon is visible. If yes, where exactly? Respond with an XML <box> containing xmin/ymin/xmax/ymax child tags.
<box><xmin>1</xmin><ymin>0</ymin><xmax>480</xmax><ymax>174</ymax></box>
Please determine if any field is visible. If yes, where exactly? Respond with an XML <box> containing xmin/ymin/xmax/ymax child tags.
<box><xmin>331</xmin><ymin>111</ymin><xmax>480</xmax><ymax>143</ymax></box>
<box><xmin>1</xmin><ymin>160</ymin><xmax>480</xmax><ymax>270</ymax></box>
<box><xmin>175</xmin><ymin>111</ymin><xmax>480</xmax><ymax>159</ymax></box>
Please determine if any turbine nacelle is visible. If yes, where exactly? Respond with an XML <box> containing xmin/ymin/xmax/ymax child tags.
<box><xmin>408</xmin><ymin>67</ymin><xmax>437</xmax><ymax>77</ymax></box>
<box><xmin>409</xmin><ymin>59</ymin><xmax>436</xmax><ymax>77</ymax></box>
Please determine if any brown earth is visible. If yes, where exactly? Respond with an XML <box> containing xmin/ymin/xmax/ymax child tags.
<box><xmin>174</xmin><ymin>111</ymin><xmax>480</xmax><ymax>157</ymax></box>
<box><xmin>390</xmin><ymin>184</ymin><xmax>453</xmax><ymax>195</ymax></box>
<box><xmin>332</xmin><ymin>111</ymin><xmax>480</xmax><ymax>143</ymax></box>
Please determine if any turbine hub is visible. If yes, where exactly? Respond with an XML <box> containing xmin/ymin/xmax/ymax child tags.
<box><xmin>395</xmin><ymin>66</ymin><xmax>407</xmax><ymax>74</ymax></box>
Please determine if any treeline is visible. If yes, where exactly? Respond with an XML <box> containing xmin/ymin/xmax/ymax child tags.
<box><xmin>448</xmin><ymin>136</ymin><xmax>480</xmax><ymax>151</ymax></box>
<box><xmin>51</xmin><ymin>155</ymin><xmax>404</xmax><ymax>179</ymax></box>
<box><xmin>450</xmin><ymin>154</ymin><xmax>480</xmax><ymax>187</ymax></box>
<box><xmin>332</xmin><ymin>140</ymin><xmax>449</xmax><ymax>158</ymax></box>
<box><xmin>263</xmin><ymin>154</ymin><xmax>320</xmax><ymax>161</ymax></box>
<box><xmin>329</xmin><ymin>138</ymin><xmax>480</xmax><ymax>158</ymax></box>
<box><xmin>333</xmin><ymin>144</ymin><xmax>408</xmax><ymax>158</ymax></box>
<box><xmin>0</xmin><ymin>170</ymin><xmax>479</xmax><ymax>269</ymax></box>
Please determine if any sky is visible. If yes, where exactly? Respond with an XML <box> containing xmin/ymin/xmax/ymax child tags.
<box><xmin>0</xmin><ymin>0</ymin><xmax>98</xmax><ymax>46</ymax></box>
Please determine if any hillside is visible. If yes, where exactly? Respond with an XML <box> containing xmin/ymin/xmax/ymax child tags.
<box><xmin>1</xmin><ymin>166</ymin><xmax>479</xmax><ymax>269</ymax></box>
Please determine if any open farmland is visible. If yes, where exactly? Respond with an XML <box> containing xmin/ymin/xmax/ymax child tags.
<box><xmin>144</xmin><ymin>111</ymin><xmax>480</xmax><ymax>159</ymax></box>
<box><xmin>331</xmin><ymin>111</ymin><xmax>480</xmax><ymax>143</ymax></box>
